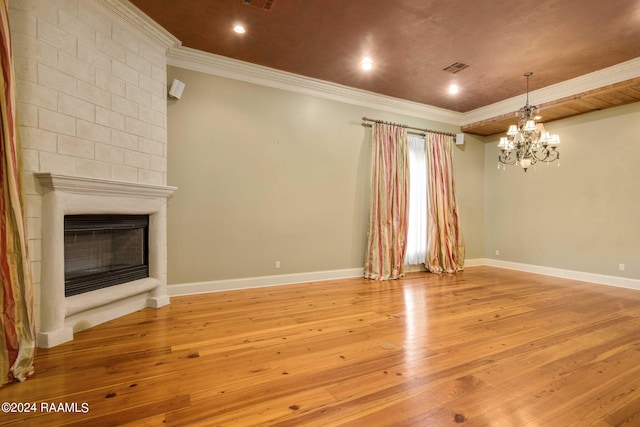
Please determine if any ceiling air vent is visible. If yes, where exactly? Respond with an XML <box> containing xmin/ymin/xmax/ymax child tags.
<box><xmin>443</xmin><ymin>62</ymin><xmax>470</xmax><ymax>74</ymax></box>
<box><xmin>242</xmin><ymin>0</ymin><xmax>276</xmax><ymax>11</ymax></box>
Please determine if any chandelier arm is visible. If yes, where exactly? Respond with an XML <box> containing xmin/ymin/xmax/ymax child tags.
<box><xmin>532</xmin><ymin>147</ymin><xmax>560</xmax><ymax>163</ymax></box>
<box><xmin>498</xmin><ymin>151</ymin><xmax>518</xmax><ymax>165</ymax></box>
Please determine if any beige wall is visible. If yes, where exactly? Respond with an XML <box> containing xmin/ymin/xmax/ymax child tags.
<box><xmin>453</xmin><ymin>132</ymin><xmax>485</xmax><ymax>261</ymax></box>
<box><xmin>484</xmin><ymin>102</ymin><xmax>640</xmax><ymax>279</ymax></box>
<box><xmin>166</xmin><ymin>66</ymin><xmax>485</xmax><ymax>285</ymax></box>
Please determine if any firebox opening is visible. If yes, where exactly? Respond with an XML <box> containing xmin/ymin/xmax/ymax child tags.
<box><xmin>64</xmin><ymin>214</ymin><xmax>149</xmax><ymax>297</ymax></box>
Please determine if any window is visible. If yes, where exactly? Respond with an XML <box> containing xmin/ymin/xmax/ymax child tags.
<box><xmin>405</xmin><ymin>136</ymin><xmax>427</xmax><ymax>265</ymax></box>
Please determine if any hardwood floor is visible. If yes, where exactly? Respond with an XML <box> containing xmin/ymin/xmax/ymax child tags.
<box><xmin>2</xmin><ymin>266</ymin><xmax>640</xmax><ymax>426</ymax></box>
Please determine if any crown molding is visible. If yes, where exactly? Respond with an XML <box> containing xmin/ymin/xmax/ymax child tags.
<box><xmin>168</xmin><ymin>45</ymin><xmax>640</xmax><ymax>129</ymax></box>
<box><xmin>167</xmin><ymin>46</ymin><xmax>464</xmax><ymax>126</ymax></box>
<box><xmin>95</xmin><ymin>0</ymin><xmax>181</xmax><ymax>52</ymax></box>
<box><xmin>462</xmin><ymin>57</ymin><xmax>640</xmax><ymax>126</ymax></box>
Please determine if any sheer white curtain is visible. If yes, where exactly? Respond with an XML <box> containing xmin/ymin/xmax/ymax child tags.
<box><xmin>405</xmin><ymin>136</ymin><xmax>427</xmax><ymax>265</ymax></box>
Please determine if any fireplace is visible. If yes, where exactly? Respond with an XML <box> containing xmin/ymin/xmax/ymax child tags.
<box><xmin>64</xmin><ymin>214</ymin><xmax>150</xmax><ymax>297</ymax></box>
<box><xmin>35</xmin><ymin>173</ymin><xmax>176</xmax><ymax>348</ymax></box>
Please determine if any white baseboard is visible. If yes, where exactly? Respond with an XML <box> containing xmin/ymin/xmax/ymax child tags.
<box><xmin>168</xmin><ymin>267</ymin><xmax>365</xmax><ymax>296</ymax></box>
<box><xmin>463</xmin><ymin>258</ymin><xmax>485</xmax><ymax>267</ymax></box>
<box><xmin>404</xmin><ymin>258</ymin><xmax>484</xmax><ymax>271</ymax></box>
<box><xmin>484</xmin><ymin>258</ymin><xmax>640</xmax><ymax>291</ymax></box>
<box><xmin>170</xmin><ymin>258</ymin><xmax>487</xmax><ymax>297</ymax></box>
<box><xmin>168</xmin><ymin>259</ymin><xmax>639</xmax><ymax>297</ymax></box>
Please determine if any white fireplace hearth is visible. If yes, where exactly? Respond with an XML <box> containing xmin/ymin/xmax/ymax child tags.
<box><xmin>35</xmin><ymin>173</ymin><xmax>177</xmax><ymax>348</ymax></box>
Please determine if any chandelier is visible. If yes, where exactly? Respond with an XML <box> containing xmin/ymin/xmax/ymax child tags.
<box><xmin>498</xmin><ymin>72</ymin><xmax>560</xmax><ymax>171</ymax></box>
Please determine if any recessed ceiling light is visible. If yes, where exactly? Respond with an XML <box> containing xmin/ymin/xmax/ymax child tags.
<box><xmin>448</xmin><ymin>84</ymin><xmax>459</xmax><ymax>95</ymax></box>
<box><xmin>233</xmin><ymin>24</ymin><xmax>246</xmax><ymax>34</ymax></box>
<box><xmin>361</xmin><ymin>57</ymin><xmax>373</xmax><ymax>71</ymax></box>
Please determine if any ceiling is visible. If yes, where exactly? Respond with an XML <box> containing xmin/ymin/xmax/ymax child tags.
<box><xmin>130</xmin><ymin>0</ymin><xmax>640</xmax><ymax>135</ymax></box>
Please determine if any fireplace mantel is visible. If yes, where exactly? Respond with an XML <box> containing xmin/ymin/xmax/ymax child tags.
<box><xmin>35</xmin><ymin>173</ymin><xmax>177</xmax><ymax>348</ymax></box>
<box><xmin>36</xmin><ymin>173</ymin><xmax>176</xmax><ymax>198</ymax></box>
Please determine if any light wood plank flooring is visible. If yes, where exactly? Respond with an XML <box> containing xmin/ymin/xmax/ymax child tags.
<box><xmin>2</xmin><ymin>266</ymin><xmax>640</xmax><ymax>426</ymax></box>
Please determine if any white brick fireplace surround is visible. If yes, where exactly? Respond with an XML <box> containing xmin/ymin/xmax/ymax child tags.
<box><xmin>35</xmin><ymin>173</ymin><xmax>176</xmax><ymax>348</ymax></box>
<box><xmin>9</xmin><ymin>0</ymin><xmax>181</xmax><ymax>348</ymax></box>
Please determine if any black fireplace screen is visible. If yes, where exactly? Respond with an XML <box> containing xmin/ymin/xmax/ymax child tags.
<box><xmin>64</xmin><ymin>215</ymin><xmax>149</xmax><ymax>297</ymax></box>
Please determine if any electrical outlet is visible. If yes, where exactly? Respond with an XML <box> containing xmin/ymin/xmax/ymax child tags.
<box><xmin>495</xmin><ymin>250</ymin><xmax>500</xmax><ymax>256</ymax></box>
<box><xmin>275</xmin><ymin>261</ymin><xmax>281</xmax><ymax>269</ymax></box>
<box><xmin>619</xmin><ymin>263</ymin><xmax>625</xmax><ymax>271</ymax></box>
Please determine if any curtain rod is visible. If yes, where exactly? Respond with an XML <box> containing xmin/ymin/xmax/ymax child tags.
<box><xmin>361</xmin><ymin>116</ymin><xmax>457</xmax><ymax>138</ymax></box>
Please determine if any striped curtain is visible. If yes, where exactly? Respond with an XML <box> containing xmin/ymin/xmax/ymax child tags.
<box><xmin>364</xmin><ymin>123</ymin><xmax>409</xmax><ymax>280</ymax></box>
<box><xmin>425</xmin><ymin>133</ymin><xmax>465</xmax><ymax>273</ymax></box>
<box><xmin>0</xmin><ymin>0</ymin><xmax>36</xmax><ymax>385</ymax></box>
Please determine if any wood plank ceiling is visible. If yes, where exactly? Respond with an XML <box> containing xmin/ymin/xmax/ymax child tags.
<box><xmin>462</xmin><ymin>77</ymin><xmax>640</xmax><ymax>136</ymax></box>
<box><xmin>130</xmin><ymin>0</ymin><xmax>640</xmax><ymax>136</ymax></box>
